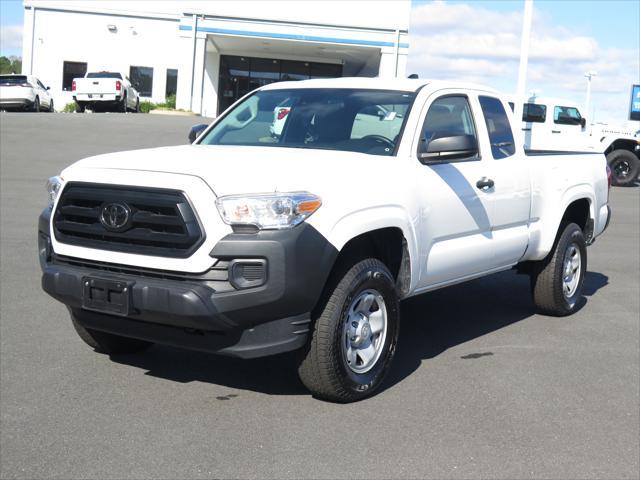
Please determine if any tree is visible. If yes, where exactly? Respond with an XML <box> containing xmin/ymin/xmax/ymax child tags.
<box><xmin>0</xmin><ymin>56</ymin><xmax>22</xmax><ymax>74</ymax></box>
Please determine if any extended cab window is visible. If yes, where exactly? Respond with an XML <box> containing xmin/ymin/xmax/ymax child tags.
<box><xmin>554</xmin><ymin>105</ymin><xmax>582</xmax><ymax>125</ymax></box>
<box><xmin>479</xmin><ymin>96</ymin><xmax>516</xmax><ymax>159</ymax></box>
<box><xmin>523</xmin><ymin>103</ymin><xmax>546</xmax><ymax>123</ymax></box>
<box><xmin>419</xmin><ymin>95</ymin><xmax>478</xmax><ymax>160</ymax></box>
<box><xmin>200</xmin><ymin>88</ymin><xmax>416</xmax><ymax>156</ymax></box>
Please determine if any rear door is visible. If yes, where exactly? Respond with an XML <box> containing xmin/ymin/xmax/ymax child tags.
<box><xmin>411</xmin><ymin>90</ymin><xmax>497</xmax><ymax>289</ymax></box>
<box><xmin>476</xmin><ymin>94</ymin><xmax>531</xmax><ymax>266</ymax></box>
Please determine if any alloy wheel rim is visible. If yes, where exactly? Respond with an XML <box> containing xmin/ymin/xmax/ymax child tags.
<box><xmin>342</xmin><ymin>289</ymin><xmax>388</xmax><ymax>374</ymax></box>
<box><xmin>614</xmin><ymin>160</ymin><xmax>630</xmax><ymax>177</ymax></box>
<box><xmin>562</xmin><ymin>243</ymin><xmax>581</xmax><ymax>298</ymax></box>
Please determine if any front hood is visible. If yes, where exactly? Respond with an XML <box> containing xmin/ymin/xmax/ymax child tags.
<box><xmin>63</xmin><ymin>144</ymin><xmax>401</xmax><ymax>197</ymax></box>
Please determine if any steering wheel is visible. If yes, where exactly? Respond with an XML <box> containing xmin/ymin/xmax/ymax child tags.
<box><xmin>360</xmin><ymin>135</ymin><xmax>395</xmax><ymax>149</ymax></box>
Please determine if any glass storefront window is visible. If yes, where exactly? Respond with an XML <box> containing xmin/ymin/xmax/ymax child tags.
<box><xmin>218</xmin><ymin>55</ymin><xmax>342</xmax><ymax>114</ymax></box>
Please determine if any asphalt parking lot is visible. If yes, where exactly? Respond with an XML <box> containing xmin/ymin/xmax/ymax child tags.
<box><xmin>1</xmin><ymin>112</ymin><xmax>639</xmax><ymax>479</ymax></box>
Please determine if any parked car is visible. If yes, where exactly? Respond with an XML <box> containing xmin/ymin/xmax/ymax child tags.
<box><xmin>0</xmin><ymin>74</ymin><xmax>54</xmax><ymax>112</ymax></box>
<box><xmin>72</xmin><ymin>71</ymin><xmax>139</xmax><ymax>113</ymax></box>
<box><xmin>509</xmin><ymin>95</ymin><xmax>640</xmax><ymax>186</ymax></box>
<box><xmin>40</xmin><ymin>78</ymin><xmax>611</xmax><ymax>402</ymax></box>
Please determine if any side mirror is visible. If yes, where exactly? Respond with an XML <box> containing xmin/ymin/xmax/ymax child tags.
<box><xmin>580</xmin><ymin>117</ymin><xmax>586</xmax><ymax>128</ymax></box>
<box><xmin>46</xmin><ymin>86</ymin><xmax>51</xmax><ymax>90</ymax></box>
<box><xmin>188</xmin><ymin>123</ymin><xmax>208</xmax><ymax>143</ymax></box>
<box><xmin>419</xmin><ymin>135</ymin><xmax>478</xmax><ymax>163</ymax></box>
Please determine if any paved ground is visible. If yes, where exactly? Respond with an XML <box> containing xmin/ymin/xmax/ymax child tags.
<box><xmin>1</xmin><ymin>112</ymin><xmax>639</xmax><ymax>480</ymax></box>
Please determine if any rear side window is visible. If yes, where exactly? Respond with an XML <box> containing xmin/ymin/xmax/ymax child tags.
<box><xmin>523</xmin><ymin>103</ymin><xmax>546</xmax><ymax>123</ymax></box>
<box><xmin>479</xmin><ymin>96</ymin><xmax>515</xmax><ymax>159</ymax></box>
<box><xmin>554</xmin><ymin>106</ymin><xmax>582</xmax><ymax>125</ymax></box>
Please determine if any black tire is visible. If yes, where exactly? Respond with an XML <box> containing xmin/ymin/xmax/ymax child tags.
<box><xmin>607</xmin><ymin>149</ymin><xmax>640</xmax><ymax>187</ymax></box>
<box><xmin>530</xmin><ymin>223</ymin><xmax>587</xmax><ymax>316</ymax></box>
<box><xmin>135</xmin><ymin>99</ymin><xmax>140</xmax><ymax>113</ymax></box>
<box><xmin>48</xmin><ymin>99</ymin><xmax>54</xmax><ymax>112</ymax></box>
<box><xmin>71</xmin><ymin>315</ymin><xmax>152</xmax><ymax>354</ymax></box>
<box><xmin>120</xmin><ymin>94</ymin><xmax>128</xmax><ymax>113</ymax></box>
<box><xmin>75</xmin><ymin>102</ymin><xmax>85</xmax><ymax>113</ymax></box>
<box><xmin>32</xmin><ymin>97</ymin><xmax>40</xmax><ymax>112</ymax></box>
<box><xmin>298</xmin><ymin>258</ymin><xmax>400</xmax><ymax>403</ymax></box>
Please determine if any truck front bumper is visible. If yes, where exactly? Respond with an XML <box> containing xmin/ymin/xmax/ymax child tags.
<box><xmin>39</xmin><ymin>209</ymin><xmax>337</xmax><ymax>358</ymax></box>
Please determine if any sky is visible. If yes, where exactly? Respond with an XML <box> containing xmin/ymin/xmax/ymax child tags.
<box><xmin>1</xmin><ymin>0</ymin><xmax>638</xmax><ymax>123</ymax></box>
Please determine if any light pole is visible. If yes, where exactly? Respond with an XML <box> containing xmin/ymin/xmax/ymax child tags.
<box><xmin>515</xmin><ymin>0</ymin><xmax>534</xmax><ymax>125</ymax></box>
<box><xmin>584</xmin><ymin>71</ymin><xmax>597</xmax><ymax>122</ymax></box>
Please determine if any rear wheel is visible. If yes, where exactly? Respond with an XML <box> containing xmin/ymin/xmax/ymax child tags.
<box><xmin>71</xmin><ymin>315</ymin><xmax>152</xmax><ymax>354</ymax></box>
<box><xmin>32</xmin><ymin>97</ymin><xmax>40</xmax><ymax>112</ymax></box>
<box><xmin>75</xmin><ymin>102</ymin><xmax>86</xmax><ymax>113</ymax></box>
<box><xmin>120</xmin><ymin>94</ymin><xmax>128</xmax><ymax>113</ymax></box>
<box><xmin>607</xmin><ymin>149</ymin><xmax>640</xmax><ymax>186</ymax></box>
<box><xmin>298</xmin><ymin>258</ymin><xmax>400</xmax><ymax>402</ymax></box>
<box><xmin>530</xmin><ymin>223</ymin><xmax>587</xmax><ymax>316</ymax></box>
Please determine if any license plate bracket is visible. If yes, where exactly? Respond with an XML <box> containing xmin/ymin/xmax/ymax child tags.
<box><xmin>82</xmin><ymin>277</ymin><xmax>133</xmax><ymax>316</ymax></box>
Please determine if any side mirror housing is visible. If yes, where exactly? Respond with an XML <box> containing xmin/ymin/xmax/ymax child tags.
<box><xmin>580</xmin><ymin>117</ymin><xmax>586</xmax><ymax>128</ymax></box>
<box><xmin>419</xmin><ymin>135</ymin><xmax>479</xmax><ymax>163</ymax></box>
<box><xmin>46</xmin><ymin>86</ymin><xmax>51</xmax><ymax>90</ymax></box>
<box><xmin>188</xmin><ymin>123</ymin><xmax>208</xmax><ymax>143</ymax></box>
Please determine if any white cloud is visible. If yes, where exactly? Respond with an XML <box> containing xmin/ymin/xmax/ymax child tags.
<box><xmin>0</xmin><ymin>24</ymin><xmax>23</xmax><ymax>52</ymax></box>
<box><xmin>407</xmin><ymin>1</ymin><xmax>639</xmax><ymax>124</ymax></box>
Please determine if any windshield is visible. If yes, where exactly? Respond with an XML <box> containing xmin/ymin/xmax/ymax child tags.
<box><xmin>86</xmin><ymin>72</ymin><xmax>122</xmax><ymax>79</ymax></box>
<box><xmin>200</xmin><ymin>88</ymin><xmax>416</xmax><ymax>156</ymax></box>
<box><xmin>0</xmin><ymin>76</ymin><xmax>28</xmax><ymax>86</ymax></box>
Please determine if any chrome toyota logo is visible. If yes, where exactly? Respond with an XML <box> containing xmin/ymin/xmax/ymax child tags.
<box><xmin>99</xmin><ymin>202</ymin><xmax>131</xmax><ymax>232</ymax></box>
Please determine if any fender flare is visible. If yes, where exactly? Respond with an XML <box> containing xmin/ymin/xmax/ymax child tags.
<box><xmin>528</xmin><ymin>184</ymin><xmax>595</xmax><ymax>261</ymax></box>
<box><xmin>323</xmin><ymin>205</ymin><xmax>420</xmax><ymax>294</ymax></box>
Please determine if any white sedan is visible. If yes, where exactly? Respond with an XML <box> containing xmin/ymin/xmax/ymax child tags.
<box><xmin>0</xmin><ymin>74</ymin><xmax>54</xmax><ymax>112</ymax></box>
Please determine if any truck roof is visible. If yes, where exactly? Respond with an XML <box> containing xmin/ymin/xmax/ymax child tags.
<box><xmin>261</xmin><ymin>76</ymin><xmax>499</xmax><ymax>94</ymax></box>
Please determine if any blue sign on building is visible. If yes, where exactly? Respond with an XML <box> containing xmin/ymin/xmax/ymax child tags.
<box><xmin>630</xmin><ymin>84</ymin><xmax>640</xmax><ymax>121</ymax></box>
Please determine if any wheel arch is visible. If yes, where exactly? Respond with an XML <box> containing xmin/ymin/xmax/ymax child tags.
<box><xmin>603</xmin><ymin>139</ymin><xmax>640</xmax><ymax>157</ymax></box>
<box><xmin>526</xmin><ymin>188</ymin><xmax>595</xmax><ymax>261</ymax></box>
<box><xmin>317</xmin><ymin>207</ymin><xmax>418</xmax><ymax>298</ymax></box>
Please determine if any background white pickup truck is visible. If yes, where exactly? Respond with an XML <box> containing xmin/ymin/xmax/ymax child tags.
<box><xmin>40</xmin><ymin>78</ymin><xmax>611</xmax><ymax>402</ymax></box>
<box><xmin>509</xmin><ymin>95</ymin><xmax>640</xmax><ymax>186</ymax></box>
<box><xmin>72</xmin><ymin>71</ymin><xmax>139</xmax><ymax>113</ymax></box>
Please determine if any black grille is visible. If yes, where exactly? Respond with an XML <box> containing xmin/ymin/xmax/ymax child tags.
<box><xmin>53</xmin><ymin>183</ymin><xmax>204</xmax><ymax>258</ymax></box>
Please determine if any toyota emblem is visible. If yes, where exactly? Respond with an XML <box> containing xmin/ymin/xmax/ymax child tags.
<box><xmin>99</xmin><ymin>202</ymin><xmax>131</xmax><ymax>232</ymax></box>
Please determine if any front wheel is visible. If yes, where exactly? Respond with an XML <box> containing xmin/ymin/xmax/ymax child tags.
<box><xmin>48</xmin><ymin>99</ymin><xmax>54</xmax><ymax>112</ymax></box>
<box><xmin>298</xmin><ymin>258</ymin><xmax>400</xmax><ymax>402</ymax></box>
<box><xmin>71</xmin><ymin>315</ymin><xmax>152</xmax><ymax>354</ymax></box>
<box><xmin>607</xmin><ymin>149</ymin><xmax>640</xmax><ymax>186</ymax></box>
<box><xmin>530</xmin><ymin>223</ymin><xmax>587</xmax><ymax>316</ymax></box>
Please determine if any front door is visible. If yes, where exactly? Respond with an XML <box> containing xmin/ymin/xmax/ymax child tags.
<box><xmin>412</xmin><ymin>92</ymin><xmax>497</xmax><ymax>290</ymax></box>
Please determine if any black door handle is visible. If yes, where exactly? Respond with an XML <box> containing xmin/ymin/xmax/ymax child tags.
<box><xmin>476</xmin><ymin>177</ymin><xmax>494</xmax><ymax>190</ymax></box>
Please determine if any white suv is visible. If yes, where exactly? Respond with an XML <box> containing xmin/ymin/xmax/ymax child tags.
<box><xmin>0</xmin><ymin>74</ymin><xmax>54</xmax><ymax>112</ymax></box>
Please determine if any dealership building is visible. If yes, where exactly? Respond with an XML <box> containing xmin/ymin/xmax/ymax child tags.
<box><xmin>21</xmin><ymin>0</ymin><xmax>411</xmax><ymax>116</ymax></box>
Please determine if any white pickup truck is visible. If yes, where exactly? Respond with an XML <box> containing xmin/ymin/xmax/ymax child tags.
<box><xmin>72</xmin><ymin>71</ymin><xmax>140</xmax><ymax>113</ymax></box>
<box><xmin>39</xmin><ymin>78</ymin><xmax>611</xmax><ymax>402</ymax></box>
<box><xmin>509</xmin><ymin>96</ymin><xmax>640</xmax><ymax>186</ymax></box>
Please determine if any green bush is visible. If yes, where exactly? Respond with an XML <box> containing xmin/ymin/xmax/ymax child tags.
<box><xmin>139</xmin><ymin>101</ymin><xmax>157</xmax><ymax>113</ymax></box>
<box><xmin>164</xmin><ymin>94</ymin><xmax>176</xmax><ymax>109</ymax></box>
<box><xmin>62</xmin><ymin>102</ymin><xmax>76</xmax><ymax>113</ymax></box>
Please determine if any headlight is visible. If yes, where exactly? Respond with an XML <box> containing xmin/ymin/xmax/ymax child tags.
<box><xmin>46</xmin><ymin>176</ymin><xmax>63</xmax><ymax>208</ymax></box>
<box><xmin>215</xmin><ymin>192</ymin><xmax>322</xmax><ymax>230</ymax></box>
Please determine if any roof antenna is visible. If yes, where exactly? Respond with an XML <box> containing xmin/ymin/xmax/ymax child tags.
<box><xmin>407</xmin><ymin>74</ymin><xmax>419</xmax><ymax>79</ymax></box>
